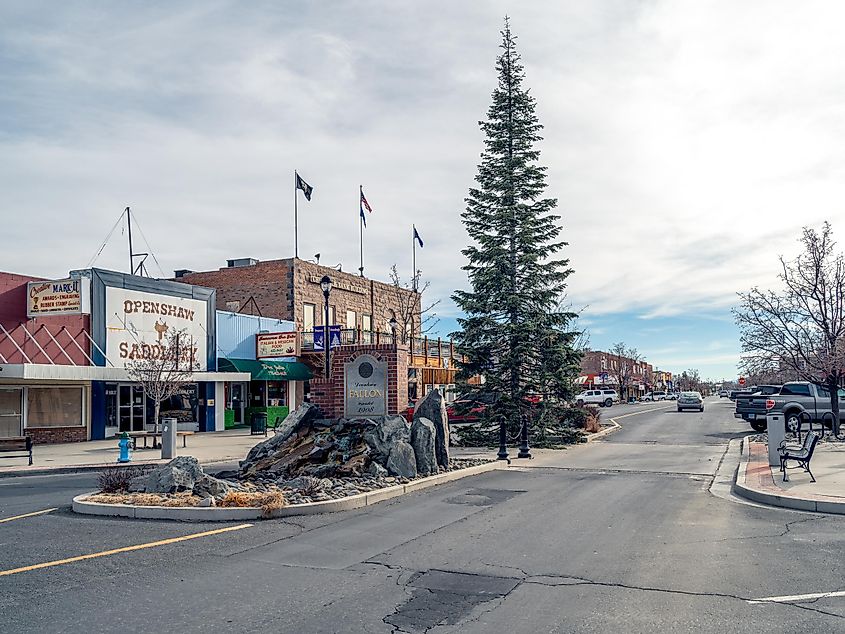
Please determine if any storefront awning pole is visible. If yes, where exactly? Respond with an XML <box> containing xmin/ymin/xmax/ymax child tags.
<box><xmin>0</xmin><ymin>323</ymin><xmax>32</xmax><ymax>363</ymax></box>
<box><xmin>21</xmin><ymin>323</ymin><xmax>55</xmax><ymax>365</ymax></box>
<box><xmin>39</xmin><ymin>325</ymin><xmax>78</xmax><ymax>365</ymax></box>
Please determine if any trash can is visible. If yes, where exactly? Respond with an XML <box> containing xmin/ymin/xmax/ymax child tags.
<box><xmin>250</xmin><ymin>412</ymin><xmax>268</xmax><ymax>436</ymax></box>
<box><xmin>161</xmin><ymin>417</ymin><xmax>178</xmax><ymax>459</ymax></box>
<box><xmin>766</xmin><ymin>412</ymin><xmax>785</xmax><ymax>467</ymax></box>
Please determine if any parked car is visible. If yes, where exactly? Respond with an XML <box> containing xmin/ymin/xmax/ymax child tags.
<box><xmin>665</xmin><ymin>393</ymin><xmax>678</xmax><ymax>401</ymax></box>
<box><xmin>574</xmin><ymin>389</ymin><xmax>617</xmax><ymax>407</ymax></box>
<box><xmin>734</xmin><ymin>385</ymin><xmax>782</xmax><ymax>432</ymax></box>
<box><xmin>729</xmin><ymin>389</ymin><xmax>753</xmax><ymax>401</ymax></box>
<box><xmin>677</xmin><ymin>391</ymin><xmax>704</xmax><ymax>412</ymax></box>
<box><xmin>764</xmin><ymin>382</ymin><xmax>845</xmax><ymax>432</ymax></box>
<box><xmin>641</xmin><ymin>391</ymin><xmax>667</xmax><ymax>402</ymax></box>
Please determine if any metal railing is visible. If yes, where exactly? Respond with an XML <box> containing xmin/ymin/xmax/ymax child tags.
<box><xmin>299</xmin><ymin>329</ymin><xmax>459</xmax><ymax>368</ymax></box>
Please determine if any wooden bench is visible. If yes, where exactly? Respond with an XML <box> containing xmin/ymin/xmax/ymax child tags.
<box><xmin>778</xmin><ymin>430</ymin><xmax>820</xmax><ymax>482</ymax></box>
<box><xmin>0</xmin><ymin>436</ymin><xmax>33</xmax><ymax>465</ymax></box>
<box><xmin>126</xmin><ymin>431</ymin><xmax>195</xmax><ymax>450</ymax></box>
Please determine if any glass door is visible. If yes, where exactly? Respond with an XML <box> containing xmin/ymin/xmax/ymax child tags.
<box><xmin>230</xmin><ymin>383</ymin><xmax>245</xmax><ymax>424</ymax></box>
<box><xmin>0</xmin><ymin>388</ymin><xmax>22</xmax><ymax>438</ymax></box>
<box><xmin>118</xmin><ymin>384</ymin><xmax>146</xmax><ymax>432</ymax></box>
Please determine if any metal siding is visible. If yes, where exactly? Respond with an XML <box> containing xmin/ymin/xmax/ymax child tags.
<box><xmin>216</xmin><ymin>310</ymin><xmax>295</xmax><ymax>361</ymax></box>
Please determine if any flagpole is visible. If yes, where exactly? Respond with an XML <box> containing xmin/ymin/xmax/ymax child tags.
<box><xmin>412</xmin><ymin>225</ymin><xmax>417</xmax><ymax>292</ymax></box>
<box><xmin>359</xmin><ymin>185</ymin><xmax>364</xmax><ymax>277</ymax></box>
<box><xmin>294</xmin><ymin>170</ymin><xmax>299</xmax><ymax>259</ymax></box>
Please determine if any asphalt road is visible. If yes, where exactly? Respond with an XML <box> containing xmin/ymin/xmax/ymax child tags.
<box><xmin>2</xmin><ymin>397</ymin><xmax>844</xmax><ymax>633</ymax></box>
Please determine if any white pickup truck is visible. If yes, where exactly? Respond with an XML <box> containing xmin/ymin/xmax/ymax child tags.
<box><xmin>574</xmin><ymin>389</ymin><xmax>618</xmax><ymax>407</ymax></box>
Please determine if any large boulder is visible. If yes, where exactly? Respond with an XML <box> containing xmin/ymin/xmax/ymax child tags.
<box><xmin>414</xmin><ymin>390</ymin><xmax>449</xmax><ymax>469</ymax></box>
<box><xmin>128</xmin><ymin>456</ymin><xmax>233</xmax><ymax>499</ymax></box>
<box><xmin>364</xmin><ymin>415</ymin><xmax>411</xmax><ymax>463</ymax></box>
<box><xmin>386</xmin><ymin>441</ymin><xmax>418</xmax><ymax>478</ymax></box>
<box><xmin>240</xmin><ymin>403</ymin><xmax>323</xmax><ymax>471</ymax></box>
<box><xmin>410</xmin><ymin>417</ymin><xmax>437</xmax><ymax>476</ymax></box>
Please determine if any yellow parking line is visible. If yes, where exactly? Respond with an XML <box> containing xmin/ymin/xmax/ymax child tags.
<box><xmin>0</xmin><ymin>508</ymin><xmax>58</xmax><ymax>524</ymax></box>
<box><xmin>0</xmin><ymin>523</ymin><xmax>253</xmax><ymax>577</ymax></box>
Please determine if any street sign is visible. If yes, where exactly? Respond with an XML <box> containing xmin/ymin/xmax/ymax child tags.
<box><xmin>738</xmin><ymin>377</ymin><xmax>746</xmax><ymax>386</ymax></box>
<box><xmin>313</xmin><ymin>325</ymin><xmax>342</xmax><ymax>351</ymax></box>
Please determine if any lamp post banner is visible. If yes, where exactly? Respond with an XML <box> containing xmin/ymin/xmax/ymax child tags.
<box><xmin>313</xmin><ymin>325</ymin><xmax>342</xmax><ymax>351</ymax></box>
<box><xmin>344</xmin><ymin>354</ymin><xmax>388</xmax><ymax>418</ymax></box>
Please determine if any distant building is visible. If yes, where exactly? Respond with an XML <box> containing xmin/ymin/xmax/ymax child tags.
<box><xmin>578</xmin><ymin>349</ymin><xmax>655</xmax><ymax>400</ymax></box>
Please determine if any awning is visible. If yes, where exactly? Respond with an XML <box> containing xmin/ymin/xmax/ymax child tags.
<box><xmin>217</xmin><ymin>358</ymin><xmax>313</xmax><ymax>381</ymax></box>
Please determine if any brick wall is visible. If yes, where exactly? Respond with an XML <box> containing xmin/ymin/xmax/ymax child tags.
<box><xmin>26</xmin><ymin>426</ymin><xmax>87</xmax><ymax>444</ymax></box>
<box><xmin>177</xmin><ymin>258</ymin><xmax>419</xmax><ymax>335</ymax></box>
<box><xmin>307</xmin><ymin>343</ymin><xmax>409</xmax><ymax>418</ymax></box>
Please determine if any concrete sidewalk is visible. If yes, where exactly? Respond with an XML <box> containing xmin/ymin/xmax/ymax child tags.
<box><xmin>0</xmin><ymin>430</ymin><xmax>270</xmax><ymax>477</ymax></box>
<box><xmin>734</xmin><ymin>437</ymin><xmax>845</xmax><ymax>514</ymax></box>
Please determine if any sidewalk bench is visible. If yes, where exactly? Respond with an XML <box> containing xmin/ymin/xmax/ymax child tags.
<box><xmin>0</xmin><ymin>437</ymin><xmax>33</xmax><ymax>465</ymax></box>
<box><xmin>126</xmin><ymin>431</ymin><xmax>194</xmax><ymax>450</ymax></box>
<box><xmin>778</xmin><ymin>430</ymin><xmax>820</xmax><ymax>482</ymax></box>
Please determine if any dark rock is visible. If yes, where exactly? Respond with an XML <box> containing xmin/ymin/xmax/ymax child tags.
<box><xmin>414</xmin><ymin>389</ymin><xmax>450</xmax><ymax>469</ymax></box>
<box><xmin>386</xmin><ymin>441</ymin><xmax>418</xmax><ymax>478</ymax></box>
<box><xmin>240</xmin><ymin>403</ymin><xmax>323</xmax><ymax>471</ymax></box>
<box><xmin>364</xmin><ymin>415</ymin><xmax>411</xmax><ymax>462</ymax></box>
<box><xmin>367</xmin><ymin>461</ymin><xmax>388</xmax><ymax>477</ymax></box>
<box><xmin>410</xmin><ymin>417</ymin><xmax>437</xmax><ymax>476</ymax></box>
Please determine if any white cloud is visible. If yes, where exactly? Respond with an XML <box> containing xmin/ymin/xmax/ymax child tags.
<box><xmin>1</xmin><ymin>0</ymin><xmax>843</xmax><ymax>336</ymax></box>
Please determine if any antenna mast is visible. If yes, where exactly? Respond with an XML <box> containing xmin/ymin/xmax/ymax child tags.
<box><xmin>126</xmin><ymin>206</ymin><xmax>149</xmax><ymax>276</ymax></box>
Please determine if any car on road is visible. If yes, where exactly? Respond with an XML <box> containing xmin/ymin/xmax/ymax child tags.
<box><xmin>719</xmin><ymin>390</ymin><xmax>729</xmax><ymax>398</ymax></box>
<box><xmin>641</xmin><ymin>391</ymin><xmax>667</xmax><ymax>402</ymax></box>
<box><xmin>764</xmin><ymin>381</ymin><xmax>845</xmax><ymax>432</ymax></box>
<box><xmin>664</xmin><ymin>393</ymin><xmax>678</xmax><ymax>401</ymax></box>
<box><xmin>677</xmin><ymin>391</ymin><xmax>704</xmax><ymax>412</ymax></box>
<box><xmin>574</xmin><ymin>389</ymin><xmax>618</xmax><ymax>407</ymax></box>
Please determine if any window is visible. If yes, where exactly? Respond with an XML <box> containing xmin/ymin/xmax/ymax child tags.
<box><xmin>346</xmin><ymin>310</ymin><xmax>357</xmax><ymax>329</ymax></box>
<box><xmin>329</xmin><ymin>305</ymin><xmax>336</xmax><ymax>326</ymax></box>
<box><xmin>600</xmin><ymin>358</ymin><xmax>607</xmax><ymax>370</ymax></box>
<box><xmin>362</xmin><ymin>314</ymin><xmax>373</xmax><ymax>344</ymax></box>
<box><xmin>25</xmin><ymin>387</ymin><xmax>84</xmax><ymax>428</ymax></box>
<box><xmin>303</xmin><ymin>303</ymin><xmax>315</xmax><ymax>330</ymax></box>
<box><xmin>266</xmin><ymin>381</ymin><xmax>287</xmax><ymax>407</ymax></box>
<box><xmin>0</xmin><ymin>388</ymin><xmax>22</xmax><ymax>437</ymax></box>
<box><xmin>780</xmin><ymin>384</ymin><xmax>811</xmax><ymax>396</ymax></box>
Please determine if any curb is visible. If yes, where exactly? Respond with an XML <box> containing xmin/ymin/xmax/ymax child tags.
<box><xmin>72</xmin><ymin>460</ymin><xmax>506</xmax><ymax>521</ymax></box>
<box><xmin>732</xmin><ymin>437</ymin><xmax>845</xmax><ymax>515</ymax></box>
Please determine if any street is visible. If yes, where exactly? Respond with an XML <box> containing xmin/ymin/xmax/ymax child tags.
<box><xmin>2</xmin><ymin>398</ymin><xmax>844</xmax><ymax>633</ymax></box>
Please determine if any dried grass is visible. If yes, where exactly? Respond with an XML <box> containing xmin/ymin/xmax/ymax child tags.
<box><xmin>86</xmin><ymin>492</ymin><xmax>201</xmax><ymax>507</ymax></box>
<box><xmin>584</xmin><ymin>414</ymin><xmax>601</xmax><ymax>434</ymax></box>
<box><xmin>219</xmin><ymin>491</ymin><xmax>287</xmax><ymax>517</ymax></box>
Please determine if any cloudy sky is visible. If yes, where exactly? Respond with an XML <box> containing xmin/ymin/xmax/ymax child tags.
<box><xmin>2</xmin><ymin>1</ymin><xmax>844</xmax><ymax>381</ymax></box>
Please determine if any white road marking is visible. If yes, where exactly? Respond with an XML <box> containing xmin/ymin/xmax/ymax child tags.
<box><xmin>747</xmin><ymin>589</ymin><xmax>845</xmax><ymax>604</ymax></box>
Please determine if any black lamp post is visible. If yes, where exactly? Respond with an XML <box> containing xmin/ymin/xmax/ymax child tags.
<box><xmin>320</xmin><ymin>275</ymin><xmax>332</xmax><ymax>378</ymax></box>
<box><xmin>388</xmin><ymin>315</ymin><xmax>398</xmax><ymax>345</ymax></box>
<box><xmin>517</xmin><ymin>410</ymin><xmax>531</xmax><ymax>459</ymax></box>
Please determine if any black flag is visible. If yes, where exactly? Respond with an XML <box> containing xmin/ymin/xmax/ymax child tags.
<box><xmin>296</xmin><ymin>173</ymin><xmax>313</xmax><ymax>201</ymax></box>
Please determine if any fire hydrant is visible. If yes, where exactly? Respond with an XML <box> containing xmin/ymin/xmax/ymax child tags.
<box><xmin>117</xmin><ymin>432</ymin><xmax>132</xmax><ymax>463</ymax></box>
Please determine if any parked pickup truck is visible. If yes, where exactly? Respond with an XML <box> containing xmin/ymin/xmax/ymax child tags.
<box><xmin>763</xmin><ymin>381</ymin><xmax>845</xmax><ymax>432</ymax></box>
<box><xmin>734</xmin><ymin>385</ymin><xmax>782</xmax><ymax>432</ymax></box>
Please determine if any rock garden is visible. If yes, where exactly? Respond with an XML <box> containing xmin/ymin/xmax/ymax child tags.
<box><xmin>78</xmin><ymin>390</ymin><xmax>493</xmax><ymax>518</ymax></box>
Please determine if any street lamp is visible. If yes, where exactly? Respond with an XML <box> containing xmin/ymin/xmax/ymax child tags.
<box><xmin>320</xmin><ymin>275</ymin><xmax>332</xmax><ymax>379</ymax></box>
<box><xmin>388</xmin><ymin>315</ymin><xmax>398</xmax><ymax>345</ymax></box>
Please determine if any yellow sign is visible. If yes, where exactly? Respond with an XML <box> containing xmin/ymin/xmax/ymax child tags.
<box><xmin>27</xmin><ymin>278</ymin><xmax>90</xmax><ymax>317</ymax></box>
<box><xmin>256</xmin><ymin>332</ymin><xmax>300</xmax><ymax>359</ymax></box>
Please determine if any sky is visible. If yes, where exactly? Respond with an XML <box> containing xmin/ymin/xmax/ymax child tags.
<box><xmin>2</xmin><ymin>1</ymin><xmax>844</xmax><ymax>381</ymax></box>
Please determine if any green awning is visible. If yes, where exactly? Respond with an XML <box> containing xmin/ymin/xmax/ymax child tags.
<box><xmin>218</xmin><ymin>358</ymin><xmax>313</xmax><ymax>381</ymax></box>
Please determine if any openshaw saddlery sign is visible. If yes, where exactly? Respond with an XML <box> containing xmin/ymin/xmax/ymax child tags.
<box><xmin>27</xmin><ymin>278</ymin><xmax>91</xmax><ymax>317</ymax></box>
<box><xmin>256</xmin><ymin>332</ymin><xmax>299</xmax><ymax>359</ymax></box>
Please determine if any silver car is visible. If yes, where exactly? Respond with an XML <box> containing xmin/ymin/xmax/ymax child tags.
<box><xmin>677</xmin><ymin>391</ymin><xmax>704</xmax><ymax>412</ymax></box>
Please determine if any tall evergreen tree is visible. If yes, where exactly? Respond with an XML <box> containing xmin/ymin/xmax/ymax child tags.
<box><xmin>453</xmin><ymin>18</ymin><xmax>580</xmax><ymax>452</ymax></box>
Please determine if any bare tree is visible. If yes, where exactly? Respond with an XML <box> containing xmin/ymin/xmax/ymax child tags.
<box><xmin>734</xmin><ymin>223</ymin><xmax>845</xmax><ymax>436</ymax></box>
<box><xmin>125</xmin><ymin>328</ymin><xmax>199</xmax><ymax>433</ymax></box>
<box><xmin>676</xmin><ymin>368</ymin><xmax>703</xmax><ymax>392</ymax></box>
<box><xmin>608</xmin><ymin>342</ymin><xmax>641</xmax><ymax>401</ymax></box>
<box><xmin>388</xmin><ymin>265</ymin><xmax>440</xmax><ymax>344</ymax></box>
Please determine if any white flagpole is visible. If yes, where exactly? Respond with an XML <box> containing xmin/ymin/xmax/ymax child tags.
<box><xmin>359</xmin><ymin>185</ymin><xmax>365</xmax><ymax>277</ymax></box>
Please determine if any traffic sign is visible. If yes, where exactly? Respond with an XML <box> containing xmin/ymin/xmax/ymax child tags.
<box><xmin>738</xmin><ymin>377</ymin><xmax>746</xmax><ymax>386</ymax></box>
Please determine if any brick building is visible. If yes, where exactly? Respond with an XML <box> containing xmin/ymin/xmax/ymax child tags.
<box><xmin>176</xmin><ymin>257</ymin><xmax>420</xmax><ymax>337</ymax></box>
<box><xmin>579</xmin><ymin>349</ymin><xmax>655</xmax><ymax>400</ymax></box>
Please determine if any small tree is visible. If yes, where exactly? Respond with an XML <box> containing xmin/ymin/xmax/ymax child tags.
<box><xmin>125</xmin><ymin>328</ymin><xmax>199</xmax><ymax>433</ymax></box>
<box><xmin>676</xmin><ymin>368</ymin><xmax>702</xmax><ymax>392</ymax></box>
<box><xmin>387</xmin><ymin>265</ymin><xmax>440</xmax><ymax>344</ymax></box>
<box><xmin>735</xmin><ymin>223</ymin><xmax>845</xmax><ymax>436</ymax></box>
<box><xmin>608</xmin><ymin>342</ymin><xmax>641</xmax><ymax>401</ymax></box>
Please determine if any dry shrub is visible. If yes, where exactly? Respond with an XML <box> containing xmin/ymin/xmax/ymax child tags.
<box><xmin>219</xmin><ymin>491</ymin><xmax>287</xmax><ymax>517</ymax></box>
<box><xmin>97</xmin><ymin>466</ymin><xmax>151</xmax><ymax>493</ymax></box>
<box><xmin>584</xmin><ymin>414</ymin><xmax>601</xmax><ymax>434</ymax></box>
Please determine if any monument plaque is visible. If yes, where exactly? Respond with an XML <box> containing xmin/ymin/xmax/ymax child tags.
<box><xmin>344</xmin><ymin>354</ymin><xmax>388</xmax><ymax>418</ymax></box>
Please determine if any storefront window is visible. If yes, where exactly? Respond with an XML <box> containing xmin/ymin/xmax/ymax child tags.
<box><xmin>267</xmin><ymin>381</ymin><xmax>287</xmax><ymax>407</ymax></box>
<box><xmin>26</xmin><ymin>387</ymin><xmax>83</xmax><ymax>428</ymax></box>
<box><xmin>0</xmin><ymin>388</ymin><xmax>23</xmax><ymax>437</ymax></box>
